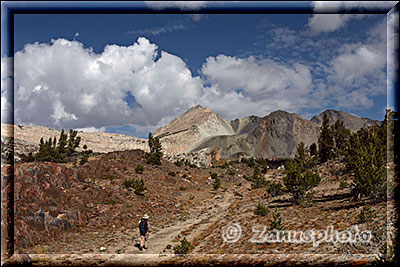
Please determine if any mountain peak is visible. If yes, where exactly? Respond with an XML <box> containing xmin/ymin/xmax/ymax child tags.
<box><xmin>310</xmin><ymin>109</ymin><xmax>379</xmax><ymax>131</ymax></box>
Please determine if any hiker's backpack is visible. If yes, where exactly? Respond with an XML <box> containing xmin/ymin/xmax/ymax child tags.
<box><xmin>139</xmin><ymin>219</ymin><xmax>148</xmax><ymax>234</ymax></box>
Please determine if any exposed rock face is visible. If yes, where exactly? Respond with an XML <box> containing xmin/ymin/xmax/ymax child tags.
<box><xmin>310</xmin><ymin>109</ymin><xmax>380</xmax><ymax>132</ymax></box>
<box><xmin>190</xmin><ymin>110</ymin><xmax>320</xmax><ymax>159</ymax></box>
<box><xmin>1</xmin><ymin>106</ymin><xmax>379</xmax><ymax>167</ymax></box>
<box><xmin>155</xmin><ymin>105</ymin><xmax>234</xmax><ymax>156</ymax></box>
<box><xmin>1</xmin><ymin>123</ymin><xmax>148</xmax><ymax>161</ymax></box>
<box><xmin>157</xmin><ymin>107</ymin><xmax>380</xmax><ymax>165</ymax></box>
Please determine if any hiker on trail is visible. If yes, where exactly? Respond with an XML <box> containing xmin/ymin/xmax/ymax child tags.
<box><xmin>138</xmin><ymin>214</ymin><xmax>150</xmax><ymax>251</ymax></box>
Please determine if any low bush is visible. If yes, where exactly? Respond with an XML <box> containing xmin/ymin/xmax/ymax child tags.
<box><xmin>168</xmin><ymin>171</ymin><xmax>176</xmax><ymax>177</ymax></box>
<box><xmin>254</xmin><ymin>202</ymin><xmax>269</xmax><ymax>216</ymax></box>
<box><xmin>267</xmin><ymin>181</ymin><xmax>285</xmax><ymax>197</ymax></box>
<box><xmin>123</xmin><ymin>178</ymin><xmax>146</xmax><ymax>195</ymax></box>
<box><xmin>135</xmin><ymin>165</ymin><xmax>144</xmax><ymax>174</ymax></box>
<box><xmin>174</xmin><ymin>159</ymin><xmax>184</xmax><ymax>167</ymax></box>
<box><xmin>356</xmin><ymin>205</ymin><xmax>373</xmax><ymax>223</ymax></box>
<box><xmin>339</xmin><ymin>180</ymin><xmax>349</xmax><ymax>189</ymax></box>
<box><xmin>173</xmin><ymin>237</ymin><xmax>194</xmax><ymax>255</ymax></box>
<box><xmin>269</xmin><ymin>208</ymin><xmax>285</xmax><ymax>231</ymax></box>
<box><xmin>213</xmin><ymin>176</ymin><xmax>221</xmax><ymax>190</ymax></box>
<box><xmin>283</xmin><ymin>160</ymin><xmax>320</xmax><ymax>205</ymax></box>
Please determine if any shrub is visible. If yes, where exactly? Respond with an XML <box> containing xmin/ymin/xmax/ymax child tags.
<box><xmin>123</xmin><ymin>179</ymin><xmax>134</xmax><ymax>188</ymax></box>
<box><xmin>299</xmin><ymin>192</ymin><xmax>315</xmax><ymax>207</ymax></box>
<box><xmin>179</xmin><ymin>186</ymin><xmax>186</xmax><ymax>191</ymax></box>
<box><xmin>123</xmin><ymin>178</ymin><xmax>146</xmax><ymax>195</ymax></box>
<box><xmin>182</xmin><ymin>174</ymin><xmax>187</xmax><ymax>178</ymax></box>
<box><xmin>251</xmin><ymin>167</ymin><xmax>268</xmax><ymax>189</ymax></box>
<box><xmin>102</xmin><ymin>174</ymin><xmax>116</xmax><ymax>180</ymax></box>
<box><xmin>283</xmin><ymin>160</ymin><xmax>320</xmax><ymax>205</ymax></box>
<box><xmin>247</xmin><ymin>157</ymin><xmax>255</xmax><ymax>167</ymax></box>
<box><xmin>269</xmin><ymin>208</ymin><xmax>285</xmax><ymax>231</ymax></box>
<box><xmin>267</xmin><ymin>181</ymin><xmax>285</xmax><ymax>197</ymax></box>
<box><xmin>210</xmin><ymin>172</ymin><xmax>218</xmax><ymax>179</ymax></box>
<box><xmin>173</xmin><ymin>237</ymin><xmax>194</xmax><ymax>255</ymax></box>
<box><xmin>168</xmin><ymin>171</ymin><xmax>176</xmax><ymax>177</ymax></box>
<box><xmin>189</xmin><ymin>163</ymin><xmax>198</xmax><ymax>168</ymax></box>
<box><xmin>227</xmin><ymin>170</ymin><xmax>235</xmax><ymax>176</ymax></box>
<box><xmin>104</xmin><ymin>199</ymin><xmax>117</xmax><ymax>205</ymax></box>
<box><xmin>79</xmin><ymin>152</ymin><xmax>89</xmax><ymax>165</ymax></box>
<box><xmin>174</xmin><ymin>159</ymin><xmax>184</xmax><ymax>167</ymax></box>
<box><xmin>135</xmin><ymin>165</ymin><xmax>144</xmax><ymax>174</ymax></box>
<box><xmin>189</xmin><ymin>195</ymin><xmax>195</xmax><ymax>200</ymax></box>
<box><xmin>254</xmin><ymin>202</ymin><xmax>269</xmax><ymax>216</ymax></box>
<box><xmin>356</xmin><ymin>205</ymin><xmax>373</xmax><ymax>223</ymax></box>
<box><xmin>213</xmin><ymin>176</ymin><xmax>221</xmax><ymax>190</ymax></box>
<box><xmin>20</xmin><ymin>152</ymin><xmax>35</xmax><ymax>162</ymax></box>
<box><xmin>339</xmin><ymin>180</ymin><xmax>349</xmax><ymax>189</ymax></box>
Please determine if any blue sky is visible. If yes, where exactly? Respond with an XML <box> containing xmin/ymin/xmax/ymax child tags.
<box><xmin>1</xmin><ymin>1</ymin><xmax>398</xmax><ymax>138</ymax></box>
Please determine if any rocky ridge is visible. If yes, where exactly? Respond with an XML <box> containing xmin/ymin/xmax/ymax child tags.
<box><xmin>310</xmin><ymin>109</ymin><xmax>380</xmax><ymax>132</ymax></box>
<box><xmin>1</xmin><ymin>106</ymin><xmax>380</xmax><ymax>167</ymax></box>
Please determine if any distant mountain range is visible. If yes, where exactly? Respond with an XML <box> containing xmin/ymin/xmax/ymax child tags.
<box><xmin>155</xmin><ymin>106</ymin><xmax>379</xmax><ymax>165</ymax></box>
<box><xmin>1</xmin><ymin>106</ymin><xmax>379</xmax><ymax>166</ymax></box>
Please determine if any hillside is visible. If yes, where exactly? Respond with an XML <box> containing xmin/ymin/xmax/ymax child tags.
<box><xmin>3</xmin><ymin>150</ymin><xmax>393</xmax><ymax>266</ymax></box>
<box><xmin>156</xmin><ymin>107</ymin><xmax>377</xmax><ymax>164</ymax></box>
<box><xmin>1</xmin><ymin>107</ymin><xmax>380</xmax><ymax>167</ymax></box>
<box><xmin>310</xmin><ymin>109</ymin><xmax>380</xmax><ymax>132</ymax></box>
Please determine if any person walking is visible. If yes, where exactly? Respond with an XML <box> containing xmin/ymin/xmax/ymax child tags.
<box><xmin>138</xmin><ymin>214</ymin><xmax>150</xmax><ymax>251</ymax></box>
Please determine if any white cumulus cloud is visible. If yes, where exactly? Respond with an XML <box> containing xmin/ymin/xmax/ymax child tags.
<box><xmin>308</xmin><ymin>1</ymin><xmax>397</xmax><ymax>34</ymax></box>
<box><xmin>199</xmin><ymin>55</ymin><xmax>313</xmax><ymax>119</ymax></box>
<box><xmin>13</xmin><ymin>37</ymin><xmax>203</xmax><ymax>131</ymax></box>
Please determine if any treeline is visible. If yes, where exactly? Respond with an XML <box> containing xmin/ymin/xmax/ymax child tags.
<box><xmin>284</xmin><ymin>110</ymin><xmax>394</xmax><ymax>204</ymax></box>
<box><xmin>21</xmin><ymin>129</ymin><xmax>91</xmax><ymax>164</ymax></box>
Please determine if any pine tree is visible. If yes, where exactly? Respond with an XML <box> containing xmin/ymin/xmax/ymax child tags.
<box><xmin>295</xmin><ymin>142</ymin><xmax>308</xmax><ymax>171</ymax></box>
<box><xmin>24</xmin><ymin>129</ymin><xmax>82</xmax><ymax>163</ymax></box>
<box><xmin>251</xmin><ymin>166</ymin><xmax>268</xmax><ymax>189</ymax></box>
<box><xmin>318</xmin><ymin>114</ymin><xmax>334</xmax><ymax>163</ymax></box>
<box><xmin>310</xmin><ymin>143</ymin><xmax>318</xmax><ymax>157</ymax></box>
<box><xmin>146</xmin><ymin>132</ymin><xmax>163</xmax><ymax>165</ymax></box>
<box><xmin>346</xmin><ymin>124</ymin><xmax>387</xmax><ymax>201</ymax></box>
<box><xmin>283</xmin><ymin>159</ymin><xmax>321</xmax><ymax>205</ymax></box>
<box><xmin>331</xmin><ymin>120</ymin><xmax>351</xmax><ymax>157</ymax></box>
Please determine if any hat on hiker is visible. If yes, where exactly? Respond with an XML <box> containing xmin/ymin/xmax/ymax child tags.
<box><xmin>143</xmin><ymin>214</ymin><xmax>149</xmax><ymax>219</ymax></box>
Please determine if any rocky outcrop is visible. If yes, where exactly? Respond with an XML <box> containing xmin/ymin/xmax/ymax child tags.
<box><xmin>310</xmin><ymin>109</ymin><xmax>380</xmax><ymax>132</ymax></box>
<box><xmin>155</xmin><ymin>105</ymin><xmax>234</xmax><ymax>156</ymax></box>
<box><xmin>190</xmin><ymin>110</ymin><xmax>320</xmax><ymax>159</ymax></box>
<box><xmin>1</xmin><ymin>123</ymin><xmax>149</xmax><ymax>161</ymax></box>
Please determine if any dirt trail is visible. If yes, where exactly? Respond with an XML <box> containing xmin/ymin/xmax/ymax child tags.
<box><xmin>120</xmin><ymin>187</ymin><xmax>240</xmax><ymax>255</ymax></box>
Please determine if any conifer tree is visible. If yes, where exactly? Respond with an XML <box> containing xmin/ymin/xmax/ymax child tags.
<box><xmin>310</xmin><ymin>143</ymin><xmax>318</xmax><ymax>157</ymax></box>
<box><xmin>318</xmin><ymin>113</ymin><xmax>334</xmax><ymax>163</ymax></box>
<box><xmin>346</xmin><ymin>124</ymin><xmax>387</xmax><ymax>201</ymax></box>
<box><xmin>331</xmin><ymin>120</ymin><xmax>351</xmax><ymax>157</ymax></box>
<box><xmin>283</xmin><ymin>159</ymin><xmax>321</xmax><ymax>205</ymax></box>
<box><xmin>251</xmin><ymin>166</ymin><xmax>268</xmax><ymax>189</ymax></box>
<box><xmin>146</xmin><ymin>132</ymin><xmax>163</xmax><ymax>165</ymax></box>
